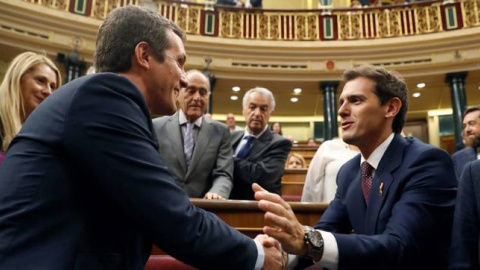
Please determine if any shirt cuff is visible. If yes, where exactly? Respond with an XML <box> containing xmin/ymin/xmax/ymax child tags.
<box><xmin>319</xmin><ymin>230</ymin><xmax>339</xmax><ymax>270</ymax></box>
<box><xmin>253</xmin><ymin>239</ymin><xmax>265</xmax><ymax>270</ymax></box>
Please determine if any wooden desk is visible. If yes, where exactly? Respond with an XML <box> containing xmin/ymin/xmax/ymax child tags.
<box><xmin>282</xmin><ymin>169</ymin><xmax>307</xmax><ymax>196</ymax></box>
<box><xmin>283</xmin><ymin>169</ymin><xmax>307</xmax><ymax>183</ymax></box>
<box><xmin>152</xmin><ymin>199</ymin><xmax>328</xmax><ymax>254</ymax></box>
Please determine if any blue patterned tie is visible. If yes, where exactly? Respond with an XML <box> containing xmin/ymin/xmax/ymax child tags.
<box><xmin>236</xmin><ymin>135</ymin><xmax>254</xmax><ymax>159</ymax></box>
<box><xmin>184</xmin><ymin>123</ymin><xmax>195</xmax><ymax>167</ymax></box>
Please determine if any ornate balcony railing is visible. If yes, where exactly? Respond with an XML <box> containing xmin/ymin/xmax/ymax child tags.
<box><xmin>21</xmin><ymin>0</ymin><xmax>480</xmax><ymax>41</ymax></box>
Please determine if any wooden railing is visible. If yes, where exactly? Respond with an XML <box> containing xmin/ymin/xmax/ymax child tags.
<box><xmin>19</xmin><ymin>0</ymin><xmax>480</xmax><ymax>41</ymax></box>
<box><xmin>151</xmin><ymin>198</ymin><xmax>328</xmax><ymax>254</ymax></box>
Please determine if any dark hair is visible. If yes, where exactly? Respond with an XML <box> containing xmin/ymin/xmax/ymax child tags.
<box><xmin>343</xmin><ymin>65</ymin><xmax>408</xmax><ymax>133</ymax></box>
<box><xmin>95</xmin><ymin>5</ymin><xmax>185</xmax><ymax>73</ymax></box>
<box><xmin>463</xmin><ymin>106</ymin><xmax>480</xmax><ymax>120</ymax></box>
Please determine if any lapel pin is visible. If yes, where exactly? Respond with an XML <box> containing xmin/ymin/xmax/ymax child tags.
<box><xmin>379</xmin><ymin>182</ymin><xmax>385</xmax><ymax>196</ymax></box>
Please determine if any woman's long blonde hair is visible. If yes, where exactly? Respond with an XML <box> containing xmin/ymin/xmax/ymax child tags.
<box><xmin>0</xmin><ymin>52</ymin><xmax>61</xmax><ymax>151</ymax></box>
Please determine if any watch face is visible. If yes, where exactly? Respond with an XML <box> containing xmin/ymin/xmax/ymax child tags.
<box><xmin>308</xmin><ymin>230</ymin><xmax>323</xmax><ymax>248</ymax></box>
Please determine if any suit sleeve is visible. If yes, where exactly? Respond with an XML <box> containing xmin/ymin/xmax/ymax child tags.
<box><xmin>63</xmin><ymin>77</ymin><xmax>257</xmax><ymax>270</ymax></box>
<box><xmin>317</xmin><ymin>147</ymin><xmax>457</xmax><ymax>269</ymax></box>
<box><xmin>208</xmin><ymin>124</ymin><xmax>234</xmax><ymax>198</ymax></box>
<box><xmin>233</xmin><ymin>138</ymin><xmax>291</xmax><ymax>193</ymax></box>
<box><xmin>449</xmin><ymin>161</ymin><xmax>480</xmax><ymax>270</ymax></box>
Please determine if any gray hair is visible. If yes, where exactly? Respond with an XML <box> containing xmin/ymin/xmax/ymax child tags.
<box><xmin>242</xmin><ymin>87</ymin><xmax>276</xmax><ymax>111</ymax></box>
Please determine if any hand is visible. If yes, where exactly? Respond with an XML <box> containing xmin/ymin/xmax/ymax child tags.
<box><xmin>203</xmin><ymin>192</ymin><xmax>225</xmax><ymax>200</ymax></box>
<box><xmin>253</xmin><ymin>183</ymin><xmax>307</xmax><ymax>255</ymax></box>
<box><xmin>259</xmin><ymin>240</ymin><xmax>283</xmax><ymax>270</ymax></box>
<box><xmin>255</xmin><ymin>234</ymin><xmax>281</xmax><ymax>250</ymax></box>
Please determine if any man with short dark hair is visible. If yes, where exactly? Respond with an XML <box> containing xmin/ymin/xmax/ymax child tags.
<box><xmin>230</xmin><ymin>87</ymin><xmax>291</xmax><ymax>200</ymax></box>
<box><xmin>0</xmin><ymin>6</ymin><xmax>281</xmax><ymax>270</ymax></box>
<box><xmin>254</xmin><ymin>65</ymin><xmax>457</xmax><ymax>270</ymax></box>
<box><xmin>452</xmin><ymin>106</ymin><xmax>480</xmax><ymax>180</ymax></box>
<box><xmin>153</xmin><ymin>70</ymin><xmax>233</xmax><ymax>200</ymax></box>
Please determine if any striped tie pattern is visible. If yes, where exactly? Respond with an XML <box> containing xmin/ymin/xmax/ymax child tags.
<box><xmin>361</xmin><ymin>161</ymin><xmax>373</xmax><ymax>205</ymax></box>
<box><xmin>184</xmin><ymin>123</ymin><xmax>195</xmax><ymax>167</ymax></box>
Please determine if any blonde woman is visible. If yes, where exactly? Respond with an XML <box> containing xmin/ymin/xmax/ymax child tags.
<box><xmin>0</xmin><ymin>52</ymin><xmax>61</xmax><ymax>165</ymax></box>
<box><xmin>286</xmin><ymin>152</ymin><xmax>306</xmax><ymax>169</ymax></box>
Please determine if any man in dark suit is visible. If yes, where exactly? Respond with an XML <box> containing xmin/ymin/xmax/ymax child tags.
<box><xmin>0</xmin><ymin>6</ymin><xmax>282</xmax><ymax>270</ymax></box>
<box><xmin>254</xmin><ymin>65</ymin><xmax>457</xmax><ymax>269</ymax></box>
<box><xmin>153</xmin><ymin>70</ymin><xmax>233</xmax><ymax>199</ymax></box>
<box><xmin>452</xmin><ymin>106</ymin><xmax>480</xmax><ymax>180</ymax></box>
<box><xmin>230</xmin><ymin>87</ymin><xmax>291</xmax><ymax>200</ymax></box>
<box><xmin>450</xmin><ymin>160</ymin><xmax>480</xmax><ymax>269</ymax></box>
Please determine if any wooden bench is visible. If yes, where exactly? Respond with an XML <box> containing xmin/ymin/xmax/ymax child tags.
<box><xmin>152</xmin><ymin>199</ymin><xmax>328</xmax><ymax>254</ymax></box>
<box><xmin>282</xmin><ymin>168</ymin><xmax>307</xmax><ymax>197</ymax></box>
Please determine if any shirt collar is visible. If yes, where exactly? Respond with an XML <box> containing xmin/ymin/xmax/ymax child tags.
<box><xmin>243</xmin><ymin>124</ymin><xmax>268</xmax><ymax>139</ymax></box>
<box><xmin>178</xmin><ymin>109</ymin><xmax>203</xmax><ymax>127</ymax></box>
<box><xmin>360</xmin><ymin>133</ymin><xmax>395</xmax><ymax>170</ymax></box>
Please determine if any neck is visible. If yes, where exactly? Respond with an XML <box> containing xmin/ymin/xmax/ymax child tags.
<box><xmin>359</xmin><ymin>131</ymin><xmax>393</xmax><ymax>160</ymax></box>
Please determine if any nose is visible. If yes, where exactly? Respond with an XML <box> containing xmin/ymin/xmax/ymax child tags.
<box><xmin>338</xmin><ymin>102</ymin><xmax>348</xmax><ymax>119</ymax></box>
<box><xmin>42</xmin><ymin>85</ymin><xmax>52</xmax><ymax>96</ymax></box>
<box><xmin>465</xmin><ymin>125</ymin><xmax>472</xmax><ymax>134</ymax></box>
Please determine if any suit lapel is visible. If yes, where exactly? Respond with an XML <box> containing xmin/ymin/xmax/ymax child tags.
<box><xmin>231</xmin><ymin>131</ymin><xmax>244</xmax><ymax>150</ymax></box>
<box><xmin>186</xmin><ymin>116</ymin><xmax>211</xmax><ymax>178</ymax></box>
<box><xmin>167</xmin><ymin>113</ymin><xmax>188</xmax><ymax>173</ymax></box>
<box><xmin>248</xmin><ymin>129</ymin><xmax>273</xmax><ymax>158</ymax></box>
<box><xmin>364</xmin><ymin>134</ymin><xmax>406</xmax><ymax>234</ymax></box>
<box><xmin>344</xmin><ymin>157</ymin><xmax>368</xmax><ymax>233</ymax></box>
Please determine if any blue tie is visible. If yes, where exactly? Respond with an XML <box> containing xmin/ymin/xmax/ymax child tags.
<box><xmin>184</xmin><ymin>123</ymin><xmax>195</xmax><ymax>167</ymax></box>
<box><xmin>236</xmin><ymin>136</ymin><xmax>254</xmax><ymax>159</ymax></box>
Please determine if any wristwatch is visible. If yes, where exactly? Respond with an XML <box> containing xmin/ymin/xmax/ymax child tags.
<box><xmin>304</xmin><ymin>226</ymin><xmax>324</xmax><ymax>262</ymax></box>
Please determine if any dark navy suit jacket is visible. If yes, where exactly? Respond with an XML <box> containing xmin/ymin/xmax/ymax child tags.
<box><xmin>315</xmin><ymin>134</ymin><xmax>457</xmax><ymax>269</ymax></box>
<box><xmin>450</xmin><ymin>160</ymin><xmax>480</xmax><ymax>269</ymax></box>
<box><xmin>230</xmin><ymin>129</ymin><xmax>291</xmax><ymax>200</ymax></box>
<box><xmin>0</xmin><ymin>73</ymin><xmax>257</xmax><ymax>270</ymax></box>
<box><xmin>452</xmin><ymin>147</ymin><xmax>476</xmax><ymax>180</ymax></box>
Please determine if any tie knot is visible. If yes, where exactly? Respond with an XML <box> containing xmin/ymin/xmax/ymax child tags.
<box><xmin>361</xmin><ymin>161</ymin><xmax>373</xmax><ymax>176</ymax></box>
<box><xmin>186</xmin><ymin>122</ymin><xmax>195</xmax><ymax>130</ymax></box>
<box><xmin>244</xmin><ymin>135</ymin><xmax>254</xmax><ymax>143</ymax></box>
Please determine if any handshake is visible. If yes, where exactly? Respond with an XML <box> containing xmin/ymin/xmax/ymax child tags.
<box><xmin>252</xmin><ymin>184</ymin><xmax>315</xmax><ymax>270</ymax></box>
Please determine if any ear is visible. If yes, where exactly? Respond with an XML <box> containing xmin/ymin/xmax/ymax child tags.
<box><xmin>132</xmin><ymin>42</ymin><xmax>151</xmax><ymax>70</ymax></box>
<box><xmin>385</xmin><ymin>97</ymin><xmax>402</xmax><ymax>119</ymax></box>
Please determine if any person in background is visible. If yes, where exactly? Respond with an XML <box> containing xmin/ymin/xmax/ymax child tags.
<box><xmin>270</xmin><ymin>121</ymin><xmax>282</xmax><ymax>135</ymax></box>
<box><xmin>226</xmin><ymin>113</ymin><xmax>242</xmax><ymax>133</ymax></box>
<box><xmin>254</xmin><ymin>64</ymin><xmax>456</xmax><ymax>270</ymax></box>
<box><xmin>230</xmin><ymin>87</ymin><xmax>291</xmax><ymax>200</ymax></box>
<box><xmin>0</xmin><ymin>51</ymin><xmax>61</xmax><ymax>167</ymax></box>
<box><xmin>452</xmin><ymin>106</ymin><xmax>480</xmax><ymax>180</ymax></box>
<box><xmin>0</xmin><ymin>6</ymin><xmax>282</xmax><ymax>269</ymax></box>
<box><xmin>286</xmin><ymin>153</ymin><xmax>306</xmax><ymax>169</ymax></box>
<box><xmin>307</xmin><ymin>137</ymin><xmax>318</xmax><ymax>147</ymax></box>
<box><xmin>153</xmin><ymin>70</ymin><xmax>233</xmax><ymax>200</ymax></box>
<box><xmin>301</xmin><ymin>138</ymin><xmax>359</xmax><ymax>203</ymax></box>
<box><xmin>450</xmin><ymin>160</ymin><xmax>480</xmax><ymax>269</ymax></box>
